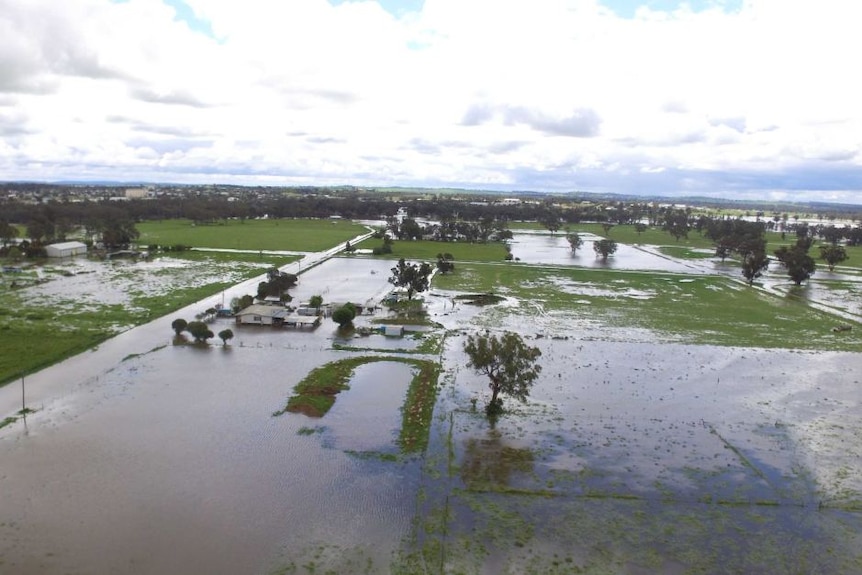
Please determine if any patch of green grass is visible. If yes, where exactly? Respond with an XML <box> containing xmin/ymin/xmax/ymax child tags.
<box><xmin>658</xmin><ymin>245</ymin><xmax>718</xmax><ymax>260</ymax></box>
<box><xmin>345</xmin><ymin>450</ymin><xmax>399</xmax><ymax>462</ymax></box>
<box><xmin>137</xmin><ymin>218</ymin><xmax>368</xmax><ymax>252</ymax></box>
<box><xmin>453</xmin><ymin>293</ymin><xmax>507</xmax><ymax>305</ymax></box>
<box><xmin>398</xmin><ymin>359</ymin><xmax>440</xmax><ymax>453</ymax></box>
<box><xmin>433</xmin><ymin>262</ymin><xmax>862</xmax><ymax>350</ymax></box>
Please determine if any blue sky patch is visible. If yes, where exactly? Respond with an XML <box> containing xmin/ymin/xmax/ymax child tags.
<box><xmin>601</xmin><ymin>0</ymin><xmax>743</xmax><ymax>18</ymax></box>
<box><xmin>163</xmin><ymin>0</ymin><xmax>215</xmax><ymax>37</ymax></box>
<box><xmin>112</xmin><ymin>0</ymin><xmax>215</xmax><ymax>37</ymax></box>
<box><xmin>328</xmin><ymin>0</ymin><xmax>425</xmax><ymax>18</ymax></box>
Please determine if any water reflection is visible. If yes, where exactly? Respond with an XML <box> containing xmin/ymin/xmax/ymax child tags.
<box><xmin>461</xmin><ymin>428</ymin><xmax>535</xmax><ymax>491</ymax></box>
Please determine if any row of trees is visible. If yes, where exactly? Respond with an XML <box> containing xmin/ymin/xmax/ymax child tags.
<box><xmin>256</xmin><ymin>268</ymin><xmax>298</xmax><ymax>302</ymax></box>
<box><xmin>386</xmin><ymin>216</ymin><xmax>513</xmax><ymax>244</ymax></box>
<box><xmin>171</xmin><ymin>318</ymin><xmax>233</xmax><ymax>345</ymax></box>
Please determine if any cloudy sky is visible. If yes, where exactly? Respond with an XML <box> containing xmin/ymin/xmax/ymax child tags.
<box><xmin>1</xmin><ymin>0</ymin><xmax>861</xmax><ymax>203</ymax></box>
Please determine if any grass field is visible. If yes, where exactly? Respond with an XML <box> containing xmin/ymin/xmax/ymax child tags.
<box><xmin>432</xmin><ymin>262</ymin><xmax>862</xmax><ymax>350</ymax></box>
<box><xmin>137</xmin><ymin>218</ymin><xmax>369</xmax><ymax>251</ymax></box>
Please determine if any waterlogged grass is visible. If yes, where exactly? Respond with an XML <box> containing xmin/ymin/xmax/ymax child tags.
<box><xmin>0</xmin><ymin>252</ymin><xmax>296</xmax><ymax>387</ymax></box>
<box><xmin>433</xmin><ymin>263</ymin><xmax>862</xmax><ymax>350</ymax></box>
<box><xmin>276</xmin><ymin>357</ymin><xmax>357</xmax><ymax>417</ymax></box>
<box><xmin>137</xmin><ymin>218</ymin><xmax>368</xmax><ymax>252</ymax></box>
<box><xmin>658</xmin><ymin>245</ymin><xmax>720</xmax><ymax>260</ymax></box>
<box><xmin>398</xmin><ymin>359</ymin><xmax>440</xmax><ymax>454</ymax></box>
<box><xmin>158</xmin><ymin>249</ymin><xmax>297</xmax><ymax>267</ymax></box>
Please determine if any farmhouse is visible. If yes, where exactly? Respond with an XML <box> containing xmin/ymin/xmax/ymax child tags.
<box><xmin>45</xmin><ymin>241</ymin><xmax>88</xmax><ymax>258</ymax></box>
<box><xmin>235</xmin><ymin>304</ymin><xmax>321</xmax><ymax>328</ymax></box>
<box><xmin>235</xmin><ymin>304</ymin><xmax>290</xmax><ymax>326</ymax></box>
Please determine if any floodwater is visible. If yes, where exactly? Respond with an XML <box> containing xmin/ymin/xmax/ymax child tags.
<box><xmin>507</xmin><ymin>231</ymin><xmax>702</xmax><ymax>273</ymax></box>
<box><xmin>2</xmin><ymin>234</ymin><xmax>861</xmax><ymax>574</ymax></box>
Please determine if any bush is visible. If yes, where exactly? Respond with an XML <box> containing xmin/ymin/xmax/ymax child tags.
<box><xmin>332</xmin><ymin>303</ymin><xmax>357</xmax><ymax>327</ymax></box>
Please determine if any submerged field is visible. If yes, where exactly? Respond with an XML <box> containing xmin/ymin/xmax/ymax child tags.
<box><xmin>1</xmin><ymin>225</ymin><xmax>861</xmax><ymax>574</ymax></box>
<box><xmin>432</xmin><ymin>262</ymin><xmax>862</xmax><ymax>350</ymax></box>
<box><xmin>0</xmin><ymin>251</ymin><xmax>297</xmax><ymax>386</ymax></box>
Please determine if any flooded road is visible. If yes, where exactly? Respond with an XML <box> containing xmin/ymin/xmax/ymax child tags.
<box><xmin>2</xmin><ymin>230</ymin><xmax>861</xmax><ymax>574</ymax></box>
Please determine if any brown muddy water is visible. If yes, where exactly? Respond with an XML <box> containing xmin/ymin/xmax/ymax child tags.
<box><xmin>2</xmin><ymin>250</ymin><xmax>862</xmax><ymax>574</ymax></box>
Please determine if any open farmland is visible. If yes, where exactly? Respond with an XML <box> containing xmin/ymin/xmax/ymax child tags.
<box><xmin>0</xmin><ymin>218</ymin><xmax>373</xmax><ymax>386</ymax></box>
<box><xmin>2</xmin><ymin>225</ymin><xmax>861</xmax><ymax>574</ymax></box>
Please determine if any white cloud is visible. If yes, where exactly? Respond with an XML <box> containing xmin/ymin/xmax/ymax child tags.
<box><xmin>0</xmin><ymin>0</ymin><xmax>861</xmax><ymax>202</ymax></box>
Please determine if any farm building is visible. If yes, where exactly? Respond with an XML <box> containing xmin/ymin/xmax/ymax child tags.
<box><xmin>235</xmin><ymin>304</ymin><xmax>320</xmax><ymax>328</ymax></box>
<box><xmin>45</xmin><ymin>241</ymin><xmax>88</xmax><ymax>258</ymax></box>
<box><xmin>382</xmin><ymin>325</ymin><xmax>404</xmax><ymax>337</ymax></box>
<box><xmin>235</xmin><ymin>304</ymin><xmax>290</xmax><ymax>326</ymax></box>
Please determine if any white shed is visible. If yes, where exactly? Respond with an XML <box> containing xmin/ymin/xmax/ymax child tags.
<box><xmin>45</xmin><ymin>241</ymin><xmax>88</xmax><ymax>258</ymax></box>
<box><xmin>383</xmin><ymin>325</ymin><xmax>404</xmax><ymax>337</ymax></box>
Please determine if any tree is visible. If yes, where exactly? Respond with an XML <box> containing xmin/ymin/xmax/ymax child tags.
<box><xmin>600</xmin><ymin>222</ymin><xmax>614</xmax><ymax>235</ymax></box>
<box><xmin>218</xmin><ymin>328</ymin><xmax>234</xmax><ymax>346</ymax></box>
<box><xmin>389</xmin><ymin>258</ymin><xmax>433</xmax><ymax>300</ymax></box>
<box><xmin>101</xmin><ymin>219</ymin><xmax>139</xmax><ymax>249</ymax></box>
<box><xmin>187</xmin><ymin>321</ymin><xmax>214</xmax><ymax>343</ymax></box>
<box><xmin>436</xmin><ymin>253</ymin><xmax>455</xmax><ymax>274</ymax></box>
<box><xmin>774</xmin><ymin>242</ymin><xmax>815</xmax><ymax>285</ymax></box>
<box><xmin>538</xmin><ymin>209</ymin><xmax>562</xmax><ymax>234</ymax></box>
<box><xmin>464</xmin><ymin>331</ymin><xmax>542</xmax><ymax>417</ymax></box>
<box><xmin>398</xmin><ymin>218</ymin><xmax>423</xmax><ymax>241</ymax></box>
<box><xmin>309</xmin><ymin>295</ymin><xmax>323</xmax><ymax>312</ymax></box>
<box><xmin>593</xmin><ymin>239</ymin><xmax>618</xmax><ymax>261</ymax></box>
<box><xmin>819</xmin><ymin>244</ymin><xmax>848</xmax><ymax>271</ymax></box>
<box><xmin>741</xmin><ymin>250</ymin><xmax>769</xmax><ymax>285</ymax></box>
<box><xmin>820</xmin><ymin>226</ymin><xmax>844</xmax><ymax>245</ymax></box>
<box><xmin>332</xmin><ymin>303</ymin><xmax>356</xmax><ymax>328</ymax></box>
<box><xmin>171</xmin><ymin>318</ymin><xmax>188</xmax><ymax>335</ymax></box>
<box><xmin>566</xmin><ymin>232</ymin><xmax>583</xmax><ymax>254</ymax></box>
<box><xmin>232</xmin><ymin>294</ymin><xmax>254</xmax><ymax>312</ymax></box>
<box><xmin>714</xmin><ymin>236</ymin><xmax>736</xmax><ymax>262</ymax></box>
<box><xmin>0</xmin><ymin>220</ymin><xmax>19</xmax><ymax>246</ymax></box>
<box><xmin>662</xmin><ymin>209</ymin><xmax>690</xmax><ymax>241</ymax></box>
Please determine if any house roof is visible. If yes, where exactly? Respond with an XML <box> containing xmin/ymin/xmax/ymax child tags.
<box><xmin>236</xmin><ymin>304</ymin><xmax>290</xmax><ymax>318</ymax></box>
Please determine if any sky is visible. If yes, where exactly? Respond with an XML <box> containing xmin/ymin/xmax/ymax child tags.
<box><xmin>1</xmin><ymin>0</ymin><xmax>861</xmax><ymax>204</ymax></box>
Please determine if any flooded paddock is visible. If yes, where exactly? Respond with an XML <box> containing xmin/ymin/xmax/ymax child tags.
<box><xmin>416</xmin><ymin>338</ymin><xmax>862</xmax><ymax>574</ymax></box>
<box><xmin>0</xmin><ymin>347</ymin><xmax>423</xmax><ymax>574</ymax></box>
<box><xmin>507</xmin><ymin>231</ymin><xmax>702</xmax><ymax>273</ymax></box>
<box><xmin>2</xmin><ymin>238</ymin><xmax>861</xmax><ymax>574</ymax></box>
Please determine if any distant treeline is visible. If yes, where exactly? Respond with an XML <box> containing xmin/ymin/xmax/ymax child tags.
<box><xmin>1</xmin><ymin>187</ymin><xmax>861</xmax><ymax>250</ymax></box>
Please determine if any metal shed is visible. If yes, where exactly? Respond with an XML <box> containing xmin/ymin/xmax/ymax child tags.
<box><xmin>45</xmin><ymin>241</ymin><xmax>88</xmax><ymax>258</ymax></box>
